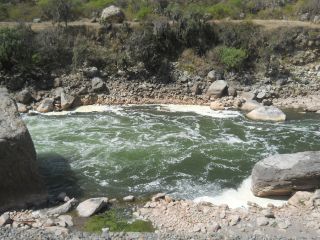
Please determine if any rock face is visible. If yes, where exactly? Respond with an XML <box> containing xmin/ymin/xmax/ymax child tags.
<box><xmin>246</xmin><ymin>106</ymin><xmax>286</xmax><ymax>121</ymax></box>
<box><xmin>251</xmin><ymin>151</ymin><xmax>320</xmax><ymax>196</ymax></box>
<box><xmin>101</xmin><ymin>5</ymin><xmax>125</xmax><ymax>23</ymax></box>
<box><xmin>206</xmin><ymin>80</ymin><xmax>228</xmax><ymax>98</ymax></box>
<box><xmin>0</xmin><ymin>88</ymin><xmax>48</xmax><ymax>212</ymax></box>
<box><xmin>76</xmin><ymin>197</ymin><xmax>108</xmax><ymax>217</ymax></box>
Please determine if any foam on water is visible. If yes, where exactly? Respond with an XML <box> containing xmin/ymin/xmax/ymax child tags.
<box><xmin>162</xmin><ymin>104</ymin><xmax>241</xmax><ymax>118</ymax></box>
<box><xmin>33</xmin><ymin>105</ymin><xmax>124</xmax><ymax>115</ymax></box>
<box><xmin>194</xmin><ymin>177</ymin><xmax>288</xmax><ymax>208</ymax></box>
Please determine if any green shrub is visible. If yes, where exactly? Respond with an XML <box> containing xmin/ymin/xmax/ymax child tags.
<box><xmin>0</xmin><ymin>3</ymin><xmax>8</xmax><ymax>21</ymax></box>
<box><xmin>7</xmin><ymin>2</ymin><xmax>40</xmax><ymax>21</ymax></box>
<box><xmin>137</xmin><ymin>7</ymin><xmax>153</xmax><ymax>21</ymax></box>
<box><xmin>84</xmin><ymin>0</ymin><xmax>115</xmax><ymax>17</ymax></box>
<box><xmin>214</xmin><ymin>46</ymin><xmax>247</xmax><ymax>70</ymax></box>
<box><xmin>0</xmin><ymin>24</ymin><xmax>38</xmax><ymax>71</ymax></box>
<box><xmin>72</xmin><ymin>34</ymin><xmax>88</xmax><ymax>70</ymax></box>
<box><xmin>205</xmin><ymin>4</ymin><xmax>234</xmax><ymax>19</ymax></box>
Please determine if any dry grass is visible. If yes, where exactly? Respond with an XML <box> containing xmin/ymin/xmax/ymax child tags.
<box><xmin>0</xmin><ymin>19</ymin><xmax>319</xmax><ymax>32</ymax></box>
<box><xmin>211</xmin><ymin>19</ymin><xmax>320</xmax><ymax>29</ymax></box>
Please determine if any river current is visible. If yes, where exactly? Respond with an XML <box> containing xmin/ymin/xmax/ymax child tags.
<box><xmin>22</xmin><ymin>105</ymin><xmax>320</xmax><ymax>208</ymax></box>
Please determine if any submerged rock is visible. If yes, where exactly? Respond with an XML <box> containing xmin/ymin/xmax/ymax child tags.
<box><xmin>246</xmin><ymin>106</ymin><xmax>286</xmax><ymax>121</ymax></box>
<box><xmin>0</xmin><ymin>88</ymin><xmax>48</xmax><ymax>212</ymax></box>
<box><xmin>251</xmin><ymin>151</ymin><xmax>320</xmax><ymax>196</ymax></box>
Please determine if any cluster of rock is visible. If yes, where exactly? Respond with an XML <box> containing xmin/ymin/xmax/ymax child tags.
<box><xmin>132</xmin><ymin>191</ymin><xmax>320</xmax><ymax>238</ymax></box>
<box><xmin>0</xmin><ymin>55</ymin><xmax>319</xmax><ymax>118</ymax></box>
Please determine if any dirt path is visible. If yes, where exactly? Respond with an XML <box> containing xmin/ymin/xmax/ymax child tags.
<box><xmin>0</xmin><ymin>19</ymin><xmax>319</xmax><ymax>31</ymax></box>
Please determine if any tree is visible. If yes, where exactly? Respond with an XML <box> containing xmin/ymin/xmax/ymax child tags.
<box><xmin>37</xmin><ymin>0</ymin><xmax>82</xmax><ymax>28</ymax></box>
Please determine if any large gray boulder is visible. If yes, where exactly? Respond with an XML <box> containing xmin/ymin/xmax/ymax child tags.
<box><xmin>206</xmin><ymin>80</ymin><xmax>228</xmax><ymax>98</ymax></box>
<box><xmin>0</xmin><ymin>88</ymin><xmax>48</xmax><ymax>212</ymax></box>
<box><xmin>37</xmin><ymin>98</ymin><xmax>54</xmax><ymax>112</ymax></box>
<box><xmin>92</xmin><ymin>77</ymin><xmax>105</xmax><ymax>92</ymax></box>
<box><xmin>61</xmin><ymin>92</ymin><xmax>75</xmax><ymax>110</ymax></box>
<box><xmin>246</xmin><ymin>106</ymin><xmax>286</xmax><ymax>122</ymax></box>
<box><xmin>251</xmin><ymin>151</ymin><xmax>320</xmax><ymax>197</ymax></box>
<box><xmin>76</xmin><ymin>197</ymin><xmax>108</xmax><ymax>217</ymax></box>
<box><xmin>17</xmin><ymin>89</ymin><xmax>32</xmax><ymax>103</ymax></box>
<box><xmin>101</xmin><ymin>5</ymin><xmax>125</xmax><ymax>23</ymax></box>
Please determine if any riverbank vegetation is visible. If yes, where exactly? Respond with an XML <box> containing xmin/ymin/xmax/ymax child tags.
<box><xmin>0</xmin><ymin>0</ymin><xmax>319</xmax><ymax>80</ymax></box>
<box><xmin>1</xmin><ymin>0</ymin><xmax>319</xmax><ymax>22</ymax></box>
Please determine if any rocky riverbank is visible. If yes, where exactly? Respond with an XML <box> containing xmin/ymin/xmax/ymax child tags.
<box><xmin>1</xmin><ymin>190</ymin><xmax>320</xmax><ymax>239</ymax></box>
<box><xmin>3</xmin><ymin>63</ymin><xmax>320</xmax><ymax>115</ymax></box>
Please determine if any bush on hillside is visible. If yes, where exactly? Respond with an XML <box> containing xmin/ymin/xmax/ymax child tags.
<box><xmin>205</xmin><ymin>4</ymin><xmax>234</xmax><ymax>19</ymax></box>
<box><xmin>137</xmin><ymin>7</ymin><xmax>153</xmax><ymax>21</ymax></box>
<box><xmin>84</xmin><ymin>0</ymin><xmax>115</xmax><ymax>17</ymax></box>
<box><xmin>214</xmin><ymin>46</ymin><xmax>247</xmax><ymax>70</ymax></box>
<box><xmin>0</xmin><ymin>23</ymin><xmax>40</xmax><ymax>71</ymax></box>
<box><xmin>0</xmin><ymin>3</ymin><xmax>9</xmax><ymax>21</ymax></box>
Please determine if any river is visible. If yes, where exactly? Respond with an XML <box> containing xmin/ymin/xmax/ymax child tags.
<box><xmin>22</xmin><ymin>105</ymin><xmax>320</xmax><ymax>208</ymax></box>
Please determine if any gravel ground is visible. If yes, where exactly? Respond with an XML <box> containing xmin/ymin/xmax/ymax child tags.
<box><xmin>0</xmin><ymin>227</ymin><xmax>314</xmax><ymax>240</ymax></box>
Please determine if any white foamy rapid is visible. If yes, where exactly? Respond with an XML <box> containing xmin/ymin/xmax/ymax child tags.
<box><xmin>33</xmin><ymin>105</ymin><xmax>124</xmax><ymax>116</ymax></box>
<box><xmin>194</xmin><ymin>177</ymin><xmax>288</xmax><ymax>209</ymax></box>
<box><xmin>161</xmin><ymin>104</ymin><xmax>241</xmax><ymax>118</ymax></box>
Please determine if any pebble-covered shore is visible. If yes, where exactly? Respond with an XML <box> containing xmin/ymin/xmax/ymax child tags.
<box><xmin>2</xmin><ymin>191</ymin><xmax>320</xmax><ymax>239</ymax></box>
<box><xmin>0</xmin><ymin>226</ymin><xmax>311</xmax><ymax>240</ymax></box>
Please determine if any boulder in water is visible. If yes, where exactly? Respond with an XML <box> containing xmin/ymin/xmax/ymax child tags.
<box><xmin>251</xmin><ymin>151</ymin><xmax>320</xmax><ymax>196</ymax></box>
<box><xmin>246</xmin><ymin>106</ymin><xmax>286</xmax><ymax>121</ymax></box>
<box><xmin>0</xmin><ymin>88</ymin><xmax>48</xmax><ymax>212</ymax></box>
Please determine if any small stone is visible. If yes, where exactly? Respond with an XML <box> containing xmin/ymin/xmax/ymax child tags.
<box><xmin>193</xmin><ymin>225</ymin><xmax>201</xmax><ymax>232</ymax></box>
<box><xmin>257</xmin><ymin>217</ymin><xmax>269</xmax><ymax>226</ymax></box>
<box><xmin>123</xmin><ymin>195</ymin><xmax>135</xmax><ymax>202</ymax></box>
<box><xmin>267</xmin><ymin>203</ymin><xmax>275</xmax><ymax>208</ymax></box>
<box><xmin>0</xmin><ymin>214</ymin><xmax>12</xmax><ymax>226</ymax></box>
<box><xmin>206</xmin><ymin>221</ymin><xmax>220</xmax><ymax>232</ymax></box>
<box><xmin>203</xmin><ymin>206</ymin><xmax>211</xmax><ymax>214</ymax></box>
<box><xmin>152</xmin><ymin>193</ymin><xmax>165</xmax><ymax>202</ymax></box>
<box><xmin>261</xmin><ymin>209</ymin><xmax>275</xmax><ymax>218</ymax></box>
<box><xmin>57</xmin><ymin>192</ymin><xmax>67</xmax><ymax>201</ymax></box>
<box><xmin>229</xmin><ymin>215</ymin><xmax>240</xmax><ymax>226</ymax></box>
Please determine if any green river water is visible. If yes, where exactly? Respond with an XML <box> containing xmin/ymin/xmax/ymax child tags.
<box><xmin>22</xmin><ymin>105</ymin><xmax>320</xmax><ymax>208</ymax></box>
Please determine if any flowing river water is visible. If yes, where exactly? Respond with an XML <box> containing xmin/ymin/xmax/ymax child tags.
<box><xmin>22</xmin><ymin>105</ymin><xmax>320</xmax><ymax>208</ymax></box>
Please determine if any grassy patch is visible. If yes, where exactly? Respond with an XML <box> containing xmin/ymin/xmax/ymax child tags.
<box><xmin>83</xmin><ymin>209</ymin><xmax>155</xmax><ymax>233</ymax></box>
